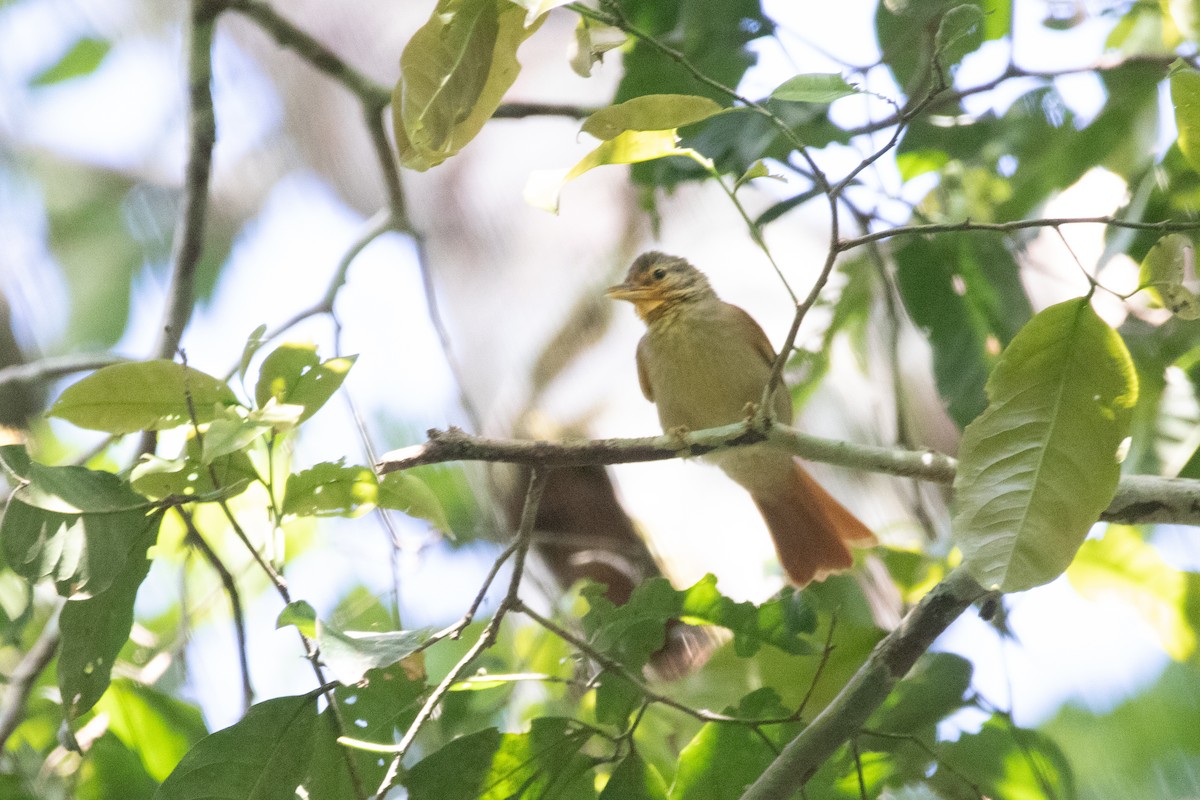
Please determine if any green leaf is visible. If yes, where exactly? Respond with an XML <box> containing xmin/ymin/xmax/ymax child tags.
<box><xmin>670</xmin><ymin>690</ymin><xmax>801</xmax><ymax>800</ymax></box>
<box><xmin>867</xmin><ymin>653</ymin><xmax>973</xmax><ymax>737</ymax></box>
<box><xmin>1139</xmin><ymin>233</ymin><xmax>1200</xmax><ymax>319</ymax></box>
<box><xmin>200</xmin><ymin>414</ymin><xmax>269</xmax><ymax>464</ymax></box>
<box><xmin>393</xmin><ymin>0</ymin><xmax>542</xmax><ymax>171</ymax></box>
<box><xmin>931</xmin><ymin>716</ymin><xmax>1075</xmax><ymax>800</ymax></box>
<box><xmin>582</xmin><ymin>94</ymin><xmax>725</xmax><ymax>140</ymax></box>
<box><xmin>600</xmin><ymin>752</ymin><xmax>669</xmax><ymax>800</ymax></box>
<box><xmin>76</xmin><ymin>733</ymin><xmax>157</xmax><ymax>800</ymax></box>
<box><xmin>98</xmin><ymin>680</ymin><xmax>208</xmax><ymax>783</ymax></box>
<box><xmin>254</xmin><ymin>343</ymin><xmax>355</xmax><ymax>423</ymax></box>
<box><xmin>952</xmin><ymin>298</ymin><xmax>1138</xmax><ymax>592</ymax></box>
<box><xmin>155</xmin><ymin>695</ymin><xmax>318</xmax><ymax>800</ymax></box>
<box><xmin>276</xmin><ymin>600</ymin><xmax>432</xmax><ymax>685</ymax></box>
<box><xmin>31</xmin><ymin>37</ymin><xmax>110</xmax><ymax>86</ymax></box>
<box><xmin>934</xmin><ymin>4</ymin><xmax>985</xmax><ymax>75</ymax></box>
<box><xmin>525</xmin><ymin>129</ymin><xmax>710</xmax><ymax>213</ymax></box>
<box><xmin>0</xmin><ymin>447</ymin><xmax>160</xmax><ymax>598</ymax></box>
<box><xmin>49</xmin><ymin>361</ymin><xmax>237</xmax><ymax>434</ymax></box>
<box><xmin>405</xmin><ymin>718</ymin><xmax>596</xmax><ymax>800</ymax></box>
<box><xmin>1068</xmin><ymin>525</ymin><xmax>1195</xmax><ymax>660</ymax></box>
<box><xmin>283</xmin><ymin>461</ymin><xmax>377</xmax><ymax>518</ymax></box>
<box><xmin>58</xmin><ymin>510</ymin><xmax>162</xmax><ymax>723</ymax></box>
<box><xmin>595</xmin><ymin>669</ymin><xmax>641</xmax><ymax>729</ymax></box>
<box><xmin>237</xmin><ymin>323</ymin><xmax>268</xmax><ymax>383</ymax></box>
<box><xmin>1171</xmin><ymin>60</ymin><xmax>1200</xmax><ymax>175</ymax></box>
<box><xmin>769</xmin><ymin>73</ymin><xmax>860</xmax><ymax>103</ymax></box>
<box><xmin>679</xmin><ymin>575</ymin><xmax>817</xmax><ymax>657</ymax></box>
<box><xmin>129</xmin><ymin>435</ymin><xmax>256</xmax><ymax>502</ymax></box>
<box><xmin>306</xmin><ymin>662</ymin><xmax>426</xmax><ymax>796</ymax></box>
<box><xmin>377</xmin><ymin>471</ymin><xmax>451</xmax><ymax>533</ymax></box>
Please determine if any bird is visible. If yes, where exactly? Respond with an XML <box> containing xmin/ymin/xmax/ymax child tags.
<box><xmin>607</xmin><ymin>251</ymin><xmax>876</xmax><ymax>586</ymax></box>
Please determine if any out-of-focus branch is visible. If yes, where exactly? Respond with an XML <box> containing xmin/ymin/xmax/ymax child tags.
<box><xmin>155</xmin><ymin>0</ymin><xmax>219</xmax><ymax>360</ymax></box>
<box><xmin>839</xmin><ymin>215</ymin><xmax>1200</xmax><ymax>251</ymax></box>
<box><xmin>0</xmin><ymin>353</ymin><xmax>128</xmax><ymax>392</ymax></box>
<box><xmin>0</xmin><ymin>603</ymin><xmax>62</xmax><ymax>750</ymax></box>
<box><xmin>373</xmin><ymin>468</ymin><xmax>550</xmax><ymax>798</ymax></box>
<box><xmin>740</xmin><ymin>568</ymin><xmax>987</xmax><ymax>800</ymax></box>
<box><xmin>378</xmin><ymin>424</ymin><xmax>1200</xmax><ymax>526</ymax></box>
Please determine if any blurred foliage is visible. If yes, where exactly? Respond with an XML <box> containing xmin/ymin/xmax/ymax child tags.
<box><xmin>3</xmin><ymin>0</ymin><xmax>1200</xmax><ymax>798</ymax></box>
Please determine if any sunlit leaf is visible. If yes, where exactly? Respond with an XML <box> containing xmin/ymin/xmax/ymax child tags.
<box><xmin>952</xmin><ymin>298</ymin><xmax>1138</xmax><ymax>592</ymax></box>
<box><xmin>931</xmin><ymin>716</ymin><xmax>1075</xmax><ymax>800</ymax></box>
<box><xmin>506</xmin><ymin>0</ymin><xmax>573</xmax><ymax>25</ymax></box>
<box><xmin>49</xmin><ymin>361</ymin><xmax>237</xmax><ymax>434</ymax></box>
<box><xmin>237</xmin><ymin>323</ymin><xmax>268</xmax><ymax>383</ymax></box>
<box><xmin>525</xmin><ymin>129</ymin><xmax>710</xmax><ymax>213</ymax></box>
<box><xmin>770</xmin><ymin>73</ymin><xmax>860</xmax><ymax>103</ymax></box>
<box><xmin>1068</xmin><ymin>525</ymin><xmax>1195</xmax><ymax>660</ymax></box>
<box><xmin>283</xmin><ymin>461</ymin><xmax>377</xmax><ymax>518</ymax></box>
<box><xmin>155</xmin><ymin>695</ymin><xmax>318</xmax><ymax>800</ymax></box>
<box><xmin>99</xmin><ymin>681</ymin><xmax>208</xmax><ymax>783</ymax></box>
<box><xmin>581</xmin><ymin>95</ymin><xmax>725</xmax><ymax>140</ymax></box>
<box><xmin>254</xmin><ymin>343</ymin><xmax>355</xmax><ymax>423</ymax></box>
<box><xmin>276</xmin><ymin>599</ymin><xmax>318</xmax><ymax>639</ymax></box>
<box><xmin>600</xmin><ymin>752</ymin><xmax>668</xmax><ymax>800</ymax></box>
<box><xmin>276</xmin><ymin>600</ymin><xmax>432</xmax><ymax>685</ymax></box>
<box><xmin>1140</xmin><ymin>232</ymin><xmax>1200</xmax><ymax>319</ymax></box>
<box><xmin>200</xmin><ymin>414</ymin><xmax>269</xmax><ymax>464</ymax></box>
<box><xmin>1170</xmin><ymin>61</ymin><xmax>1200</xmax><ymax>176</ymax></box>
<box><xmin>377</xmin><ymin>471</ymin><xmax>451</xmax><ymax>533</ymax></box>
<box><xmin>393</xmin><ymin>0</ymin><xmax>542</xmax><ymax>171</ymax></box>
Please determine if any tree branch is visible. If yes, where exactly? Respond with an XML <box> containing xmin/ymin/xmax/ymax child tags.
<box><xmin>739</xmin><ymin>567</ymin><xmax>988</xmax><ymax>800</ymax></box>
<box><xmin>0</xmin><ymin>353</ymin><xmax>128</xmax><ymax>392</ymax></box>
<box><xmin>0</xmin><ymin>602</ymin><xmax>62</xmax><ymax>750</ymax></box>
<box><xmin>377</xmin><ymin>424</ymin><xmax>1200</xmax><ymax>525</ymax></box>
<box><xmin>155</xmin><ymin>0</ymin><xmax>218</xmax><ymax>360</ymax></box>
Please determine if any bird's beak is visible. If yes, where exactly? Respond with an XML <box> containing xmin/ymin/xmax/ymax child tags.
<box><xmin>605</xmin><ymin>283</ymin><xmax>654</xmax><ymax>302</ymax></box>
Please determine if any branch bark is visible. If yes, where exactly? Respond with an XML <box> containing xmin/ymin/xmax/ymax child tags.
<box><xmin>740</xmin><ymin>567</ymin><xmax>988</xmax><ymax>800</ymax></box>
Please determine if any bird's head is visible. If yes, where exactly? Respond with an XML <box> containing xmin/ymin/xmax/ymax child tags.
<box><xmin>605</xmin><ymin>252</ymin><xmax>714</xmax><ymax>322</ymax></box>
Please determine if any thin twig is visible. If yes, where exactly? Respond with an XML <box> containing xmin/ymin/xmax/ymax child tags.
<box><xmin>839</xmin><ymin>215</ymin><xmax>1200</xmax><ymax>251</ymax></box>
<box><xmin>178</xmin><ymin>507</ymin><xmax>254</xmax><ymax>711</ymax></box>
<box><xmin>0</xmin><ymin>353</ymin><xmax>128</xmax><ymax>392</ymax></box>
<box><xmin>372</xmin><ymin>468</ymin><xmax>549</xmax><ymax>797</ymax></box>
<box><xmin>0</xmin><ymin>602</ymin><xmax>63</xmax><ymax>750</ymax></box>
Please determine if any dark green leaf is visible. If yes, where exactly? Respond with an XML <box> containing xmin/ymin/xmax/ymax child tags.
<box><xmin>76</xmin><ymin>733</ymin><xmax>157</xmax><ymax>800</ymax></box>
<box><xmin>58</xmin><ymin>510</ymin><xmax>162</xmax><ymax>722</ymax></box>
<box><xmin>50</xmin><ymin>361</ymin><xmax>238</xmax><ymax>434</ymax></box>
<box><xmin>595</xmin><ymin>669</ymin><xmax>641</xmax><ymax>729</ymax></box>
<box><xmin>867</xmin><ymin>653</ymin><xmax>973</xmax><ymax>737</ymax></box>
<box><xmin>679</xmin><ymin>575</ymin><xmax>817</xmax><ymax>657</ymax></box>
<box><xmin>953</xmin><ymin>299</ymin><xmax>1138</xmax><ymax>592</ymax></box>
<box><xmin>155</xmin><ymin>695</ymin><xmax>318</xmax><ymax>800</ymax></box>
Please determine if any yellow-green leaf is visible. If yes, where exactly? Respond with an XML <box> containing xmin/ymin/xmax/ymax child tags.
<box><xmin>393</xmin><ymin>0</ymin><xmax>541</xmax><ymax>171</ymax></box>
<box><xmin>1170</xmin><ymin>59</ymin><xmax>1200</xmax><ymax>174</ymax></box>
<box><xmin>1139</xmin><ymin>233</ymin><xmax>1200</xmax><ymax>319</ymax></box>
<box><xmin>581</xmin><ymin>94</ymin><xmax>724</xmax><ymax>140</ymax></box>
<box><xmin>49</xmin><ymin>361</ymin><xmax>237</xmax><ymax>434</ymax></box>
<box><xmin>770</xmin><ymin>73</ymin><xmax>861</xmax><ymax>103</ymax></box>
<box><xmin>525</xmin><ymin>129</ymin><xmax>711</xmax><ymax>213</ymax></box>
<box><xmin>952</xmin><ymin>298</ymin><xmax>1138</xmax><ymax>592</ymax></box>
<box><xmin>1068</xmin><ymin>525</ymin><xmax>1195</xmax><ymax>661</ymax></box>
<box><xmin>378</xmin><ymin>471</ymin><xmax>451</xmax><ymax>534</ymax></box>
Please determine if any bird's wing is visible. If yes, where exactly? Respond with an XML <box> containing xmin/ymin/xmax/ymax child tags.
<box><xmin>635</xmin><ymin>335</ymin><xmax>654</xmax><ymax>401</ymax></box>
<box><xmin>726</xmin><ymin>303</ymin><xmax>777</xmax><ymax>366</ymax></box>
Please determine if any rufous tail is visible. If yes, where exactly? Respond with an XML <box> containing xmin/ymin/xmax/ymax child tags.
<box><xmin>750</xmin><ymin>460</ymin><xmax>876</xmax><ymax>587</ymax></box>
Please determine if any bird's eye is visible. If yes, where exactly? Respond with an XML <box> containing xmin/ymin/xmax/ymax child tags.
<box><xmin>652</xmin><ymin>268</ymin><xmax>667</xmax><ymax>280</ymax></box>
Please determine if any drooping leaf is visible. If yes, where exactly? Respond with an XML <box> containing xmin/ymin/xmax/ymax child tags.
<box><xmin>236</xmin><ymin>323</ymin><xmax>269</xmax><ymax>383</ymax></box>
<box><xmin>276</xmin><ymin>600</ymin><xmax>318</xmax><ymax>638</ymax></box>
<box><xmin>952</xmin><ymin>298</ymin><xmax>1138</xmax><ymax>592</ymax></box>
<box><xmin>58</xmin><ymin>510</ymin><xmax>162</xmax><ymax>723</ymax></box>
<box><xmin>1068</xmin><ymin>525</ymin><xmax>1195</xmax><ymax>660</ymax></box>
<box><xmin>31</xmin><ymin>37</ymin><xmax>111</xmax><ymax>86</ymax></box>
<box><xmin>377</xmin><ymin>470</ymin><xmax>452</xmax><ymax>533</ymax></box>
<box><xmin>276</xmin><ymin>600</ymin><xmax>432</xmax><ymax>685</ymax></box>
<box><xmin>155</xmin><ymin>695</ymin><xmax>318</xmax><ymax>800</ymax></box>
<box><xmin>600</xmin><ymin>752</ymin><xmax>669</xmax><ymax>800</ymax></box>
<box><xmin>1140</xmin><ymin>232</ymin><xmax>1200</xmax><ymax>319</ymax></box>
<box><xmin>770</xmin><ymin>73</ymin><xmax>860</xmax><ymax>103</ymax></box>
<box><xmin>49</xmin><ymin>361</ymin><xmax>237</xmax><ymax>434</ymax></box>
<box><xmin>1171</xmin><ymin>60</ymin><xmax>1200</xmax><ymax>175</ymax></box>
<box><xmin>405</xmin><ymin>718</ymin><xmax>596</xmax><ymax>800</ymax></box>
<box><xmin>582</xmin><ymin>95</ymin><xmax>725</xmax><ymax>140</ymax></box>
<box><xmin>393</xmin><ymin>0</ymin><xmax>542</xmax><ymax>171</ymax></box>
<box><xmin>283</xmin><ymin>461</ymin><xmax>377</xmax><ymax>518</ymax></box>
<box><xmin>525</xmin><ymin>129</ymin><xmax>710</xmax><ymax>213</ymax></box>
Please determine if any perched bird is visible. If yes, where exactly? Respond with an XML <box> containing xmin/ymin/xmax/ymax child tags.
<box><xmin>607</xmin><ymin>251</ymin><xmax>876</xmax><ymax>586</ymax></box>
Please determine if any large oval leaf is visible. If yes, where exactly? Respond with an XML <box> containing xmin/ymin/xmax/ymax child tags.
<box><xmin>581</xmin><ymin>94</ymin><xmax>724</xmax><ymax>140</ymax></box>
<box><xmin>49</xmin><ymin>361</ymin><xmax>237</xmax><ymax>434</ymax></box>
<box><xmin>951</xmin><ymin>298</ymin><xmax>1137</xmax><ymax>592</ymax></box>
<box><xmin>1170</xmin><ymin>59</ymin><xmax>1200</xmax><ymax>175</ymax></box>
